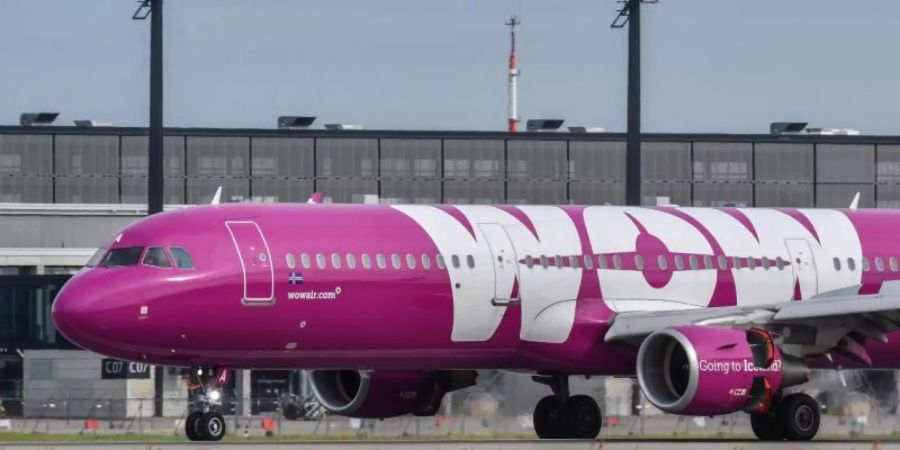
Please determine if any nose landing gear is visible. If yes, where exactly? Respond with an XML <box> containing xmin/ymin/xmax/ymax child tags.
<box><xmin>184</xmin><ymin>367</ymin><xmax>228</xmax><ymax>441</ymax></box>
<box><xmin>750</xmin><ymin>392</ymin><xmax>820</xmax><ymax>441</ymax></box>
<box><xmin>532</xmin><ymin>375</ymin><xmax>602</xmax><ymax>439</ymax></box>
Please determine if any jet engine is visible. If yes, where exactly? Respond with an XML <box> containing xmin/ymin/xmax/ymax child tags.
<box><xmin>308</xmin><ymin>369</ymin><xmax>477</xmax><ymax>418</ymax></box>
<box><xmin>636</xmin><ymin>325</ymin><xmax>808</xmax><ymax>416</ymax></box>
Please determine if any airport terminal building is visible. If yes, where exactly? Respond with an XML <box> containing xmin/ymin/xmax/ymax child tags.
<box><xmin>2</xmin><ymin>125</ymin><xmax>900</xmax><ymax>417</ymax></box>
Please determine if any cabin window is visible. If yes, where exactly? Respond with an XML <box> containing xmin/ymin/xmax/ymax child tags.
<box><xmin>761</xmin><ymin>256</ymin><xmax>770</xmax><ymax>270</ymax></box>
<box><xmin>733</xmin><ymin>256</ymin><xmax>742</xmax><ymax>269</ymax></box>
<box><xmin>452</xmin><ymin>255</ymin><xmax>461</xmax><ymax>268</ymax></box>
<box><xmin>361</xmin><ymin>253</ymin><xmax>372</xmax><ymax>269</ymax></box>
<box><xmin>833</xmin><ymin>257</ymin><xmax>841</xmax><ymax>271</ymax></box>
<box><xmin>316</xmin><ymin>253</ymin><xmax>326</xmax><ymax>269</ymax></box>
<box><xmin>102</xmin><ymin>247</ymin><xmax>144</xmax><ymax>267</ymax></box>
<box><xmin>554</xmin><ymin>255</ymin><xmax>563</xmax><ymax>269</ymax></box>
<box><xmin>847</xmin><ymin>257</ymin><xmax>856</xmax><ymax>271</ymax></box>
<box><xmin>422</xmin><ymin>254</ymin><xmax>432</xmax><ymax>269</ymax></box>
<box><xmin>331</xmin><ymin>253</ymin><xmax>342</xmax><ymax>269</ymax></box>
<box><xmin>612</xmin><ymin>255</ymin><xmax>623</xmax><ymax>270</ymax></box>
<box><xmin>570</xmin><ymin>256</ymin><xmax>580</xmax><ymax>269</ymax></box>
<box><xmin>86</xmin><ymin>247</ymin><xmax>107</xmax><ymax>267</ymax></box>
<box><xmin>142</xmin><ymin>247</ymin><xmax>171</xmax><ymax>268</ymax></box>
<box><xmin>703</xmin><ymin>255</ymin><xmax>713</xmax><ymax>269</ymax></box>
<box><xmin>875</xmin><ymin>257</ymin><xmax>885</xmax><ymax>272</ymax></box>
<box><xmin>689</xmin><ymin>255</ymin><xmax>699</xmax><ymax>270</ymax></box>
<box><xmin>301</xmin><ymin>253</ymin><xmax>311</xmax><ymax>269</ymax></box>
<box><xmin>657</xmin><ymin>255</ymin><xmax>668</xmax><ymax>270</ymax></box>
<box><xmin>406</xmin><ymin>254</ymin><xmax>417</xmax><ymax>269</ymax></box>
<box><xmin>436</xmin><ymin>254</ymin><xmax>446</xmax><ymax>269</ymax></box>
<box><xmin>891</xmin><ymin>257</ymin><xmax>899</xmax><ymax>272</ymax></box>
<box><xmin>862</xmin><ymin>257</ymin><xmax>870</xmax><ymax>272</ymax></box>
<box><xmin>748</xmin><ymin>257</ymin><xmax>757</xmax><ymax>270</ymax></box>
<box><xmin>717</xmin><ymin>255</ymin><xmax>727</xmax><ymax>270</ymax></box>
<box><xmin>525</xmin><ymin>255</ymin><xmax>534</xmax><ymax>268</ymax></box>
<box><xmin>467</xmin><ymin>255</ymin><xmax>475</xmax><ymax>268</ymax></box>
<box><xmin>583</xmin><ymin>255</ymin><xmax>593</xmax><ymax>270</ymax></box>
<box><xmin>540</xmin><ymin>255</ymin><xmax>549</xmax><ymax>269</ymax></box>
<box><xmin>634</xmin><ymin>255</ymin><xmax>644</xmax><ymax>270</ymax></box>
<box><xmin>775</xmin><ymin>256</ymin><xmax>785</xmax><ymax>270</ymax></box>
<box><xmin>376</xmin><ymin>254</ymin><xmax>387</xmax><ymax>269</ymax></box>
<box><xmin>170</xmin><ymin>247</ymin><xmax>195</xmax><ymax>269</ymax></box>
<box><xmin>285</xmin><ymin>253</ymin><xmax>296</xmax><ymax>269</ymax></box>
<box><xmin>346</xmin><ymin>254</ymin><xmax>357</xmax><ymax>269</ymax></box>
<box><xmin>674</xmin><ymin>255</ymin><xmax>685</xmax><ymax>271</ymax></box>
<box><xmin>598</xmin><ymin>255</ymin><xmax>607</xmax><ymax>269</ymax></box>
<box><xmin>391</xmin><ymin>254</ymin><xmax>402</xmax><ymax>269</ymax></box>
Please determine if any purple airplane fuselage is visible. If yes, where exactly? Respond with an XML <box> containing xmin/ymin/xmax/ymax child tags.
<box><xmin>50</xmin><ymin>203</ymin><xmax>900</xmax><ymax>374</ymax></box>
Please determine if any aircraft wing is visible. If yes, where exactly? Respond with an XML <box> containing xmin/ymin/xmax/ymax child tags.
<box><xmin>604</xmin><ymin>281</ymin><xmax>900</xmax><ymax>363</ymax></box>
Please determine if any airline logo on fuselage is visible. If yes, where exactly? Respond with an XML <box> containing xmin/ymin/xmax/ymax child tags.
<box><xmin>393</xmin><ymin>205</ymin><xmax>863</xmax><ymax>344</ymax></box>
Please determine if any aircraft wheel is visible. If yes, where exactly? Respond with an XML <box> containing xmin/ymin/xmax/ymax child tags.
<box><xmin>776</xmin><ymin>393</ymin><xmax>820</xmax><ymax>441</ymax></box>
<box><xmin>750</xmin><ymin>412</ymin><xmax>784</xmax><ymax>441</ymax></box>
<box><xmin>562</xmin><ymin>395</ymin><xmax>602</xmax><ymax>439</ymax></box>
<box><xmin>533</xmin><ymin>395</ymin><xmax>565</xmax><ymax>439</ymax></box>
<box><xmin>198</xmin><ymin>411</ymin><xmax>227</xmax><ymax>441</ymax></box>
<box><xmin>184</xmin><ymin>411</ymin><xmax>204</xmax><ymax>441</ymax></box>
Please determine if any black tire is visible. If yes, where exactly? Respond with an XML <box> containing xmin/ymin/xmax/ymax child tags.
<box><xmin>283</xmin><ymin>403</ymin><xmax>302</xmax><ymax>421</ymax></box>
<box><xmin>750</xmin><ymin>412</ymin><xmax>784</xmax><ymax>441</ymax></box>
<box><xmin>185</xmin><ymin>411</ymin><xmax>204</xmax><ymax>441</ymax></box>
<box><xmin>533</xmin><ymin>395</ymin><xmax>564</xmax><ymax>439</ymax></box>
<box><xmin>198</xmin><ymin>411</ymin><xmax>227</xmax><ymax>441</ymax></box>
<box><xmin>777</xmin><ymin>393</ymin><xmax>820</xmax><ymax>441</ymax></box>
<box><xmin>562</xmin><ymin>395</ymin><xmax>602</xmax><ymax>439</ymax></box>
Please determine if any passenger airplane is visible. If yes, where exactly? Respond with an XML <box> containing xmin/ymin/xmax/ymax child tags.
<box><xmin>52</xmin><ymin>196</ymin><xmax>900</xmax><ymax>441</ymax></box>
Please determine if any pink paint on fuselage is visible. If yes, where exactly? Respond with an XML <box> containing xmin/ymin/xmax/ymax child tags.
<box><xmin>51</xmin><ymin>204</ymin><xmax>900</xmax><ymax>375</ymax></box>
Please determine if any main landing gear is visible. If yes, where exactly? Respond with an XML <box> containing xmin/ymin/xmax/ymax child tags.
<box><xmin>532</xmin><ymin>375</ymin><xmax>602</xmax><ymax>439</ymax></box>
<box><xmin>750</xmin><ymin>393</ymin><xmax>820</xmax><ymax>441</ymax></box>
<box><xmin>185</xmin><ymin>368</ymin><xmax>227</xmax><ymax>442</ymax></box>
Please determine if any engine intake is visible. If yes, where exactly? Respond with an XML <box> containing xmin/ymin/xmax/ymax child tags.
<box><xmin>309</xmin><ymin>369</ymin><xmax>476</xmax><ymax>418</ymax></box>
<box><xmin>637</xmin><ymin>325</ymin><xmax>807</xmax><ymax>416</ymax></box>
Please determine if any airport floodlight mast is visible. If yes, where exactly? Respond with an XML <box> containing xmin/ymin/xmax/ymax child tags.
<box><xmin>506</xmin><ymin>16</ymin><xmax>521</xmax><ymax>133</ymax></box>
<box><xmin>132</xmin><ymin>0</ymin><xmax>164</xmax><ymax>216</ymax></box>
<box><xmin>611</xmin><ymin>0</ymin><xmax>657</xmax><ymax>207</ymax></box>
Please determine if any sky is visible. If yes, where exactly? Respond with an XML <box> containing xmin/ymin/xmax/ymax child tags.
<box><xmin>2</xmin><ymin>0</ymin><xmax>900</xmax><ymax>133</ymax></box>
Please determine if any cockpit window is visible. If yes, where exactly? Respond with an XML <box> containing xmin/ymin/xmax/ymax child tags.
<box><xmin>142</xmin><ymin>247</ymin><xmax>172</xmax><ymax>268</ymax></box>
<box><xmin>85</xmin><ymin>247</ymin><xmax>108</xmax><ymax>267</ymax></box>
<box><xmin>169</xmin><ymin>247</ymin><xmax>195</xmax><ymax>269</ymax></box>
<box><xmin>101</xmin><ymin>247</ymin><xmax>144</xmax><ymax>267</ymax></box>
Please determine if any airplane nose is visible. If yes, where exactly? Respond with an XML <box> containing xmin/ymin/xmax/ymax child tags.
<box><xmin>52</xmin><ymin>280</ymin><xmax>91</xmax><ymax>348</ymax></box>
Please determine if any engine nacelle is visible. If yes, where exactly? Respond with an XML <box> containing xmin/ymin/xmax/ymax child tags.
<box><xmin>309</xmin><ymin>369</ymin><xmax>476</xmax><ymax>418</ymax></box>
<box><xmin>637</xmin><ymin>325</ymin><xmax>807</xmax><ymax>416</ymax></box>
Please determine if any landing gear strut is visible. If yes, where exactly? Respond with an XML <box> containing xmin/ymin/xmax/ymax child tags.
<box><xmin>532</xmin><ymin>375</ymin><xmax>602</xmax><ymax>439</ymax></box>
<box><xmin>185</xmin><ymin>368</ymin><xmax>227</xmax><ymax>442</ymax></box>
<box><xmin>750</xmin><ymin>393</ymin><xmax>820</xmax><ymax>441</ymax></box>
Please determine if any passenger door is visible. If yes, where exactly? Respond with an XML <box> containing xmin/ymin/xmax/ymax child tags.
<box><xmin>784</xmin><ymin>238</ymin><xmax>818</xmax><ymax>300</ymax></box>
<box><xmin>478</xmin><ymin>223</ymin><xmax>520</xmax><ymax>307</ymax></box>
<box><xmin>226</xmin><ymin>221</ymin><xmax>275</xmax><ymax>304</ymax></box>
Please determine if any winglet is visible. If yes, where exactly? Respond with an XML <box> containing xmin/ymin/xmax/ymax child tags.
<box><xmin>849</xmin><ymin>192</ymin><xmax>860</xmax><ymax>210</ymax></box>
<box><xmin>307</xmin><ymin>192</ymin><xmax>323</xmax><ymax>204</ymax></box>
<box><xmin>211</xmin><ymin>186</ymin><xmax>222</xmax><ymax>206</ymax></box>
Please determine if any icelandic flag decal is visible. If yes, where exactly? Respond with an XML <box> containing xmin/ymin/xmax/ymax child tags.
<box><xmin>288</xmin><ymin>271</ymin><xmax>304</xmax><ymax>285</ymax></box>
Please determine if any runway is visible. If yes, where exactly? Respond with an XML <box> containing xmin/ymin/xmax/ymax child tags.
<box><xmin>1</xmin><ymin>440</ymin><xmax>898</xmax><ymax>450</ymax></box>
